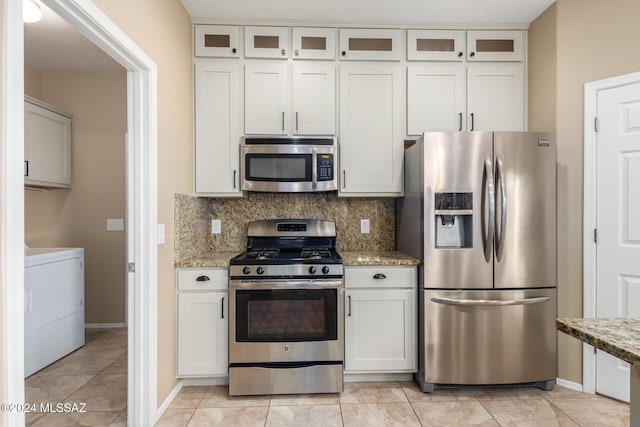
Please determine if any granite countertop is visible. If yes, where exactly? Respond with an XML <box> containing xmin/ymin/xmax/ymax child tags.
<box><xmin>175</xmin><ymin>251</ymin><xmax>240</xmax><ymax>269</ymax></box>
<box><xmin>556</xmin><ymin>317</ymin><xmax>640</xmax><ymax>365</ymax></box>
<box><xmin>340</xmin><ymin>251</ymin><xmax>420</xmax><ymax>266</ymax></box>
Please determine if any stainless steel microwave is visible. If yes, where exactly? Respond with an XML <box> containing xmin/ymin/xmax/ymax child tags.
<box><xmin>240</xmin><ymin>136</ymin><xmax>338</xmax><ymax>192</ymax></box>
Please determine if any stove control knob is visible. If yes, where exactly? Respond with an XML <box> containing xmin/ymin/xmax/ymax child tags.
<box><xmin>257</xmin><ymin>266</ymin><xmax>265</xmax><ymax>275</ymax></box>
<box><xmin>322</xmin><ymin>266</ymin><xmax>330</xmax><ymax>274</ymax></box>
<box><xmin>308</xmin><ymin>266</ymin><xmax>317</xmax><ymax>274</ymax></box>
<box><xmin>242</xmin><ymin>266</ymin><xmax>251</xmax><ymax>275</ymax></box>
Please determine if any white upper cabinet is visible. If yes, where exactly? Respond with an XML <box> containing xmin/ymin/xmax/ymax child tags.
<box><xmin>292</xmin><ymin>27</ymin><xmax>336</xmax><ymax>60</ymax></box>
<box><xmin>339</xmin><ymin>64</ymin><xmax>403</xmax><ymax>196</ymax></box>
<box><xmin>194</xmin><ymin>61</ymin><xmax>242</xmax><ymax>196</ymax></box>
<box><xmin>339</xmin><ymin>29</ymin><xmax>402</xmax><ymax>61</ymax></box>
<box><xmin>194</xmin><ymin>25</ymin><xmax>241</xmax><ymax>58</ymax></box>
<box><xmin>292</xmin><ymin>63</ymin><xmax>336</xmax><ymax>135</ymax></box>
<box><xmin>24</xmin><ymin>97</ymin><xmax>72</xmax><ymax>188</ymax></box>
<box><xmin>407</xmin><ymin>64</ymin><xmax>467</xmax><ymax>134</ymax></box>
<box><xmin>467</xmin><ymin>30</ymin><xmax>524</xmax><ymax>61</ymax></box>
<box><xmin>244</xmin><ymin>26</ymin><xmax>289</xmax><ymax>59</ymax></box>
<box><xmin>245</xmin><ymin>62</ymin><xmax>289</xmax><ymax>134</ymax></box>
<box><xmin>467</xmin><ymin>64</ymin><xmax>524</xmax><ymax>131</ymax></box>
<box><xmin>407</xmin><ymin>30</ymin><xmax>465</xmax><ymax>61</ymax></box>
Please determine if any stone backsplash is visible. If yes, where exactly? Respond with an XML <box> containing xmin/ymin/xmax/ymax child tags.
<box><xmin>174</xmin><ymin>193</ymin><xmax>395</xmax><ymax>263</ymax></box>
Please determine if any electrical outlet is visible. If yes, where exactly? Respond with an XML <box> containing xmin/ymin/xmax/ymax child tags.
<box><xmin>107</xmin><ymin>218</ymin><xmax>124</xmax><ymax>231</ymax></box>
<box><xmin>211</xmin><ymin>219</ymin><xmax>222</xmax><ymax>235</ymax></box>
<box><xmin>360</xmin><ymin>219</ymin><xmax>370</xmax><ymax>234</ymax></box>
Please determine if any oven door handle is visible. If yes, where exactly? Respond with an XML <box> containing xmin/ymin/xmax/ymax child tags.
<box><xmin>230</xmin><ymin>280</ymin><xmax>343</xmax><ymax>290</ymax></box>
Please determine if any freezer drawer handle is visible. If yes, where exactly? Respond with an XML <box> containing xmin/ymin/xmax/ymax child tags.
<box><xmin>373</xmin><ymin>273</ymin><xmax>386</xmax><ymax>280</ymax></box>
<box><xmin>430</xmin><ymin>296</ymin><xmax>551</xmax><ymax>307</ymax></box>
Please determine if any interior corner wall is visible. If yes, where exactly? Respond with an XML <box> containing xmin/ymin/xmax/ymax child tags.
<box><xmin>530</xmin><ymin>0</ymin><xmax>640</xmax><ymax>385</ymax></box>
<box><xmin>0</xmin><ymin>0</ymin><xmax>6</xmax><ymax>420</ymax></box>
<box><xmin>90</xmin><ymin>0</ymin><xmax>193</xmax><ymax>407</ymax></box>
<box><xmin>24</xmin><ymin>65</ymin><xmax>42</xmax><ymax>99</ymax></box>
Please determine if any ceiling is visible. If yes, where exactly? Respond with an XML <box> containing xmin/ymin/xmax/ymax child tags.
<box><xmin>25</xmin><ymin>0</ymin><xmax>555</xmax><ymax>73</ymax></box>
<box><xmin>24</xmin><ymin>3</ymin><xmax>122</xmax><ymax>73</ymax></box>
<box><xmin>181</xmin><ymin>0</ymin><xmax>555</xmax><ymax>26</ymax></box>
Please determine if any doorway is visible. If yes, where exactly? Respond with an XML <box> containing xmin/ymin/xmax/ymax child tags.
<box><xmin>2</xmin><ymin>0</ymin><xmax>158</xmax><ymax>425</ymax></box>
<box><xmin>583</xmin><ymin>71</ymin><xmax>640</xmax><ymax>402</ymax></box>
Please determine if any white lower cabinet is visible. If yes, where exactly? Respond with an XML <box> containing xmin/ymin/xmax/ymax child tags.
<box><xmin>344</xmin><ymin>266</ymin><xmax>417</xmax><ymax>372</ymax></box>
<box><xmin>176</xmin><ymin>269</ymin><xmax>228</xmax><ymax>377</ymax></box>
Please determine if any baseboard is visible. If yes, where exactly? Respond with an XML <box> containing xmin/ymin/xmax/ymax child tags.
<box><xmin>181</xmin><ymin>377</ymin><xmax>229</xmax><ymax>386</ymax></box>
<box><xmin>155</xmin><ymin>381</ymin><xmax>183</xmax><ymax>424</ymax></box>
<box><xmin>556</xmin><ymin>378</ymin><xmax>584</xmax><ymax>392</ymax></box>
<box><xmin>85</xmin><ymin>323</ymin><xmax>126</xmax><ymax>329</ymax></box>
<box><xmin>344</xmin><ymin>373</ymin><xmax>413</xmax><ymax>383</ymax></box>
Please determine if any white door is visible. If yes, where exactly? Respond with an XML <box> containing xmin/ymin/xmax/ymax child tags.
<box><xmin>595</xmin><ymin>81</ymin><xmax>640</xmax><ymax>402</ymax></box>
<box><xmin>245</xmin><ymin>63</ymin><xmax>288</xmax><ymax>134</ymax></box>
<box><xmin>292</xmin><ymin>63</ymin><xmax>335</xmax><ymax>135</ymax></box>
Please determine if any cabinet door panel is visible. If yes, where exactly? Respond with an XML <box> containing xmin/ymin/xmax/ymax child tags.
<box><xmin>292</xmin><ymin>27</ymin><xmax>336</xmax><ymax>60</ymax></box>
<box><xmin>345</xmin><ymin>289</ymin><xmax>416</xmax><ymax>371</ymax></box>
<box><xmin>467</xmin><ymin>65</ymin><xmax>524</xmax><ymax>131</ymax></box>
<box><xmin>194</xmin><ymin>25</ymin><xmax>240</xmax><ymax>57</ymax></box>
<box><xmin>293</xmin><ymin>63</ymin><xmax>335</xmax><ymax>135</ymax></box>
<box><xmin>467</xmin><ymin>30</ymin><xmax>524</xmax><ymax>61</ymax></box>
<box><xmin>407</xmin><ymin>30</ymin><xmax>465</xmax><ymax>61</ymax></box>
<box><xmin>194</xmin><ymin>62</ymin><xmax>241</xmax><ymax>195</ymax></box>
<box><xmin>177</xmin><ymin>292</ymin><xmax>228</xmax><ymax>376</ymax></box>
<box><xmin>24</xmin><ymin>101</ymin><xmax>72</xmax><ymax>187</ymax></box>
<box><xmin>339</xmin><ymin>29</ymin><xmax>402</xmax><ymax>61</ymax></box>
<box><xmin>407</xmin><ymin>64</ymin><xmax>466</xmax><ymax>134</ymax></box>
<box><xmin>245</xmin><ymin>26</ymin><xmax>289</xmax><ymax>59</ymax></box>
<box><xmin>245</xmin><ymin>63</ymin><xmax>288</xmax><ymax>134</ymax></box>
<box><xmin>339</xmin><ymin>64</ymin><xmax>402</xmax><ymax>195</ymax></box>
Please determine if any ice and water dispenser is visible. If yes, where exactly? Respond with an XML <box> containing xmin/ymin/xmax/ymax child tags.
<box><xmin>434</xmin><ymin>192</ymin><xmax>473</xmax><ymax>248</ymax></box>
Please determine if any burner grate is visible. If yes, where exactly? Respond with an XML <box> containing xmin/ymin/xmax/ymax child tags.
<box><xmin>300</xmin><ymin>248</ymin><xmax>332</xmax><ymax>260</ymax></box>
<box><xmin>245</xmin><ymin>248</ymin><xmax>280</xmax><ymax>260</ymax></box>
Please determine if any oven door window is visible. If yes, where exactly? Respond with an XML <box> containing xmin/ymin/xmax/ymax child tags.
<box><xmin>245</xmin><ymin>154</ymin><xmax>312</xmax><ymax>182</ymax></box>
<box><xmin>236</xmin><ymin>288</ymin><xmax>337</xmax><ymax>342</ymax></box>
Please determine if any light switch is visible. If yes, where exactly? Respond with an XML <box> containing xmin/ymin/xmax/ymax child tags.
<box><xmin>107</xmin><ymin>218</ymin><xmax>124</xmax><ymax>231</ymax></box>
<box><xmin>360</xmin><ymin>219</ymin><xmax>370</xmax><ymax>234</ymax></box>
<box><xmin>211</xmin><ymin>219</ymin><xmax>222</xmax><ymax>235</ymax></box>
<box><xmin>157</xmin><ymin>223</ymin><xmax>165</xmax><ymax>245</ymax></box>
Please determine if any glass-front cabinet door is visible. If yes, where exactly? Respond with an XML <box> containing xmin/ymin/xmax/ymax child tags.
<box><xmin>194</xmin><ymin>25</ymin><xmax>240</xmax><ymax>58</ymax></box>
<box><xmin>339</xmin><ymin>29</ymin><xmax>402</xmax><ymax>61</ymax></box>
<box><xmin>467</xmin><ymin>30</ymin><xmax>524</xmax><ymax>61</ymax></box>
<box><xmin>292</xmin><ymin>27</ymin><xmax>336</xmax><ymax>60</ymax></box>
<box><xmin>245</xmin><ymin>26</ymin><xmax>289</xmax><ymax>59</ymax></box>
<box><xmin>407</xmin><ymin>30</ymin><xmax>465</xmax><ymax>61</ymax></box>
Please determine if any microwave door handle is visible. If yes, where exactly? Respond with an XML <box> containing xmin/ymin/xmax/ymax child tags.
<box><xmin>312</xmin><ymin>147</ymin><xmax>317</xmax><ymax>191</ymax></box>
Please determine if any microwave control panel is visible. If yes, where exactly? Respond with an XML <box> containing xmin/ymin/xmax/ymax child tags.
<box><xmin>317</xmin><ymin>154</ymin><xmax>334</xmax><ymax>181</ymax></box>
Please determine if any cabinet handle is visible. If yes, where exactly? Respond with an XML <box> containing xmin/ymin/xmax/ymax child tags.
<box><xmin>470</xmin><ymin>51</ymin><xmax>476</xmax><ymax>57</ymax></box>
<box><xmin>196</xmin><ymin>275</ymin><xmax>210</xmax><ymax>282</ymax></box>
<box><xmin>24</xmin><ymin>160</ymin><xmax>29</xmax><ymax>177</ymax></box>
<box><xmin>342</xmin><ymin>170</ymin><xmax>346</xmax><ymax>188</ymax></box>
<box><xmin>233</xmin><ymin>170</ymin><xmax>237</xmax><ymax>189</ymax></box>
<box><xmin>341</xmin><ymin>51</ymin><xmax>346</xmax><ymax>56</ymax></box>
<box><xmin>348</xmin><ymin>295</ymin><xmax>351</xmax><ymax>317</ymax></box>
<box><xmin>232</xmin><ymin>48</ymin><xmax>237</xmax><ymax>54</ymax></box>
<box><xmin>282</xmin><ymin>112</ymin><xmax>285</xmax><ymax>131</ymax></box>
<box><xmin>470</xmin><ymin>113</ymin><xmax>475</xmax><ymax>131</ymax></box>
<box><xmin>373</xmin><ymin>273</ymin><xmax>386</xmax><ymax>280</ymax></box>
<box><xmin>221</xmin><ymin>297</ymin><xmax>225</xmax><ymax>319</ymax></box>
<box><xmin>458</xmin><ymin>51</ymin><xmax>463</xmax><ymax>57</ymax></box>
<box><xmin>458</xmin><ymin>113</ymin><xmax>463</xmax><ymax>131</ymax></box>
<box><xmin>295</xmin><ymin>112</ymin><xmax>299</xmax><ymax>132</ymax></box>
<box><xmin>294</xmin><ymin>49</ymin><xmax>299</xmax><ymax>57</ymax></box>
<box><xmin>281</xmin><ymin>48</ymin><xmax>286</xmax><ymax>56</ymax></box>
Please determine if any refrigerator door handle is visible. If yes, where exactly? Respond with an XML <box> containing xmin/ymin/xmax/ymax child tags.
<box><xmin>430</xmin><ymin>296</ymin><xmax>551</xmax><ymax>307</ymax></box>
<box><xmin>494</xmin><ymin>155</ymin><xmax>507</xmax><ymax>262</ymax></box>
<box><xmin>481</xmin><ymin>158</ymin><xmax>495</xmax><ymax>263</ymax></box>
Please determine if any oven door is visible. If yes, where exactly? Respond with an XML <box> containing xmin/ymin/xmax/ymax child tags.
<box><xmin>229</xmin><ymin>279</ymin><xmax>344</xmax><ymax>364</ymax></box>
<box><xmin>240</xmin><ymin>144</ymin><xmax>337</xmax><ymax>192</ymax></box>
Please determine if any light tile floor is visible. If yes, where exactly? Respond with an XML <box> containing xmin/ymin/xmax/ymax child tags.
<box><xmin>24</xmin><ymin>328</ymin><xmax>127</xmax><ymax>427</ymax></box>
<box><xmin>23</xmin><ymin>329</ymin><xmax>630</xmax><ymax>426</ymax></box>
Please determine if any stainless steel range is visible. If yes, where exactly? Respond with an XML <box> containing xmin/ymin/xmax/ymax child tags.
<box><xmin>228</xmin><ymin>219</ymin><xmax>344</xmax><ymax>396</ymax></box>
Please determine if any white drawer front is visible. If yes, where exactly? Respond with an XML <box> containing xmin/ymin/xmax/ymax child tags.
<box><xmin>177</xmin><ymin>269</ymin><xmax>228</xmax><ymax>291</ymax></box>
<box><xmin>344</xmin><ymin>266</ymin><xmax>416</xmax><ymax>289</ymax></box>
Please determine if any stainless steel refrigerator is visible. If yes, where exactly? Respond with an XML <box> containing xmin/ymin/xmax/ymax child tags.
<box><xmin>397</xmin><ymin>131</ymin><xmax>556</xmax><ymax>392</ymax></box>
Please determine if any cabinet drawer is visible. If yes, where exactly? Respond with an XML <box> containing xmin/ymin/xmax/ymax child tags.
<box><xmin>177</xmin><ymin>269</ymin><xmax>228</xmax><ymax>291</ymax></box>
<box><xmin>344</xmin><ymin>266</ymin><xmax>416</xmax><ymax>288</ymax></box>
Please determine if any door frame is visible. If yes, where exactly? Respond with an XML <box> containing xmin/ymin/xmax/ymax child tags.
<box><xmin>583</xmin><ymin>70</ymin><xmax>640</xmax><ymax>395</ymax></box>
<box><xmin>1</xmin><ymin>0</ymin><xmax>158</xmax><ymax>426</ymax></box>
